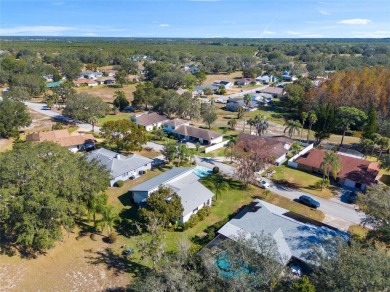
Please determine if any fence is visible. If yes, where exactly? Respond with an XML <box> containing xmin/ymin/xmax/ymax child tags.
<box><xmin>204</xmin><ymin>140</ymin><xmax>230</xmax><ymax>153</ymax></box>
<box><xmin>287</xmin><ymin>143</ymin><xmax>314</xmax><ymax>169</ymax></box>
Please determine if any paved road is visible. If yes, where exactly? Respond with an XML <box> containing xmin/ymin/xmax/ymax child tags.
<box><xmin>25</xmin><ymin>102</ymin><xmax>101</xmax><ymax>133</ymax></box>
<box><xmin>213</xmin><ymin>85</ymin><xmax>267</xmax><ymax>101</ymax></box>
<box><xmin>260</xmin><ymin>177</ymin><xmax>364</xmax><ymax>230</ymax></box>
<box><xmin>194</xmin><ymin>155</ymin><xmax>364</xmax><ymax>230</ymax></box>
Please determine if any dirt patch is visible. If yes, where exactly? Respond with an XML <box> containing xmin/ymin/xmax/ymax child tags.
<box><xmin>0</xmin><ymin>230</ymin><xmax>130</xmax><ymax>291</ymax></box>
<box><xmin>0</xmin><ymin>138</ymin><xmax>13</xmax><ymax>152</ymax></box>
<box><xmin>75</xmin><ymin>84</ymin><xmax>137</xmax><ymax>103</ymax></box>
<box><xmin>22</xmin><ymin>109</ymin><xmax>56</xmax><ymax>134</ymax></box>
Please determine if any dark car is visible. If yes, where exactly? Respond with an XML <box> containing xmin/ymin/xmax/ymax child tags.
<box><xmin>298</xmin><ymin>195</ymin><xmax>320</xmax><ymax>209</ymax></box>
<box><xmin>345</xmin><ymin>191</ymin><xmax>358</xmax><ymax>204</ymax></box>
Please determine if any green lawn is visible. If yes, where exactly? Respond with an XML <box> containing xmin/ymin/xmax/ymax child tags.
<box><xmin>348</xmin><ymin>224</ymin><xmax>369</xmax><ymax>240</ymax></box>
<box><xmin>98</xmin><ymin>113</ymin><xmax>133</xmax><ymax>125</ymax></box>
<box><xmin>268</xmin><ymin>164</ymin><xmax>336</xmax><ymax>199</ymax></box>
<box><xmin>107</xmin><ymin>171</ymin><xmax>325</xmax><ymax>260</ymax></box>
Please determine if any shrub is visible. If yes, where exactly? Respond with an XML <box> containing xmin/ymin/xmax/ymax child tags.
<box><xmin>115</xmin><ymin>180</ymin><xmax>124</xmax><ymax>187</ymax></box>
<box><xmin>52</xmin><ymin>123</ymin><xmax>64</xmax><ymax>130</ymax></box>
<box><xmin>108</xmin><ymin>233</ymin><xmax>118</xmax><ymax>243</ymax></box>
<box><xmin>212</xmin><ymin>166</ymin><xmax>219</xmax><ymax>174</ymax></box>
<box><xmin>183</xmin><ymin>214</ymin><xmax>199</xmax><ymax>230</ymax></box>
<box><xmin>197</xmin><ymin>206</ymin><xmax>211</xmax><ymax>220</ymax></box>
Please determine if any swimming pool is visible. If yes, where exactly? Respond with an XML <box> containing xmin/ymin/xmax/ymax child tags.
<box><xmin>193</xmin><ymin>165</ymin><xmax>213</xmax><ymax>178</ymax></box>
<box><xmin>214</xmin><ymin>253</ymin><xmax>251</xmax><ymax>279</ymax></box>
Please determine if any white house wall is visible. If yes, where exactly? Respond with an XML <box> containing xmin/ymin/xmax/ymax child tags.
<box><xmin>182</xmin><ymin>198</ymin><xmax>212</xmax><ymax>223</ymax></box>
<box><xmin>110</xmin><ymin>163</ymin><xmax>152</xmax><ymax>187</ymax></box>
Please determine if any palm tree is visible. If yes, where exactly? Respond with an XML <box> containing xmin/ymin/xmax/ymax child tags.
<box><xmin>254</xmin><ymin>115</ymin><xmax>268</xmax><ymax>136</ymax></box>
<box><xmin>247</xmin><ymin>118</ymin><xmax>255</xmax><ymax>134</ymax></box>
<box><xmin>227</xmin><ymin>118</ymin><xmax>237</xmax><ymax>130</ymax></box>
<box><xmin>87</xmin><ymin>194</ymin><xmax>106</xmax><ymax>226</ymax></box>
<box><xmin>242</xmin><ymin>94</ymin><xmax>252</xmax><ymax>132</ymax></box>
<box><xmin>307</xmin><ymin>112</ymin><xmax>317</xmax><ymax>143</ymax></box>
<box><xmin>209</xmin><ymin>179</ymin><xmax>230</xmax><ymax>201</ymax></box>
<box><xmin>237</xmin><ymin>106</ymin><xmax>245</xmax><ymax>119</ymax></box>
<box><xmin>320</xmin><ymin>151</ymin><xmax>341</xmax><ymax>190</ymax></box>
<box><xmin>300</xmin><ymin>112</ymin><xmax>308</xmax><ymax>142</ymax></box>
<box><xmin>96</xmin><ymin>206</ymin><xmax>118</xmax><ymax>236</ymax></box>
<box><xmin>284</xmin><ymin>120</ymin><xmax>302</xmax><ymax>139</ymax></box>
<box><xmin>88</xmin><ymin>116</ymin><xmax>98</xmax><ymax>132</ymax></box>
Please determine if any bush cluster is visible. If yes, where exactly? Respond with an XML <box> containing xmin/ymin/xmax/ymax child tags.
<box><xmin>115</xmin><ymin>180</ymin><xmax>124</xmax><ymax>187</ymax></box>
<box><xmin>212</xmin><ymin>166</ymin><xmax>219</xmax><ymax>174</ymax></box>
<box><xmin>183</xmin><ymin>206</ymin><xmax>211</xmax><ymax>230</ymax></box>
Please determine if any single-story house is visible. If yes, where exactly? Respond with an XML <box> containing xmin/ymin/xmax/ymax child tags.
<box><xmin>132</xmin><ymin>112</ymin><xmax>169</xmax><ymax>131</ymax></box>
<box><xmin>193</xmin><ymin>85</ymin><xmax>219</xmax><ymax>96</ymax></box>
<box><xmin>225</xmin><ymin>98</ymin><xmax>258</xmax><ymax>112</ymax></box>
<box><xmin>260</xmin><ymin>86</ymin><xmax>284</xmax><ymax>98</ymax></box>
<box><xmin>237</xmin><ymin>133</ymin><xmax>292</xmax><ymax>165</ymax></box>
<box><xmin>201</xmin><ymin>199</ymin><xmax>348</xmax><ymax>265</ymax></box>
<box><xmin>96</xmin><ymin>77</ymin><xmax>116</xmax><ymax>85</ymax></box>
<box><xmin>293</xmin><ymin>149</ymin><xmax>380</xmax><ymax>191</ymax></box>
<box><xmin>173</xmin><ymin>124</ymin><xmax>223</xmax><ymax>145</ymax></box>
<box><xmin>256</xmin><ymin>75</ymin><xmax>270</xmax><ymax>84</ymax></box>
<box><xmin>26</xmin><ymin>129</ymin><xmax>96</xmax><ymax>153</ymax></box>
<box><xmin>163</xmin><ymin>118</ymin><xmax>190</xmax><ymax>133</ymax></box>
<box><xmin>235</xmin><ymin>78</ymin><xmax>259</xmax><ymax>86</ymax></box>
<box><xmin>129</xmin><ymin>167</ymin><xmax>215</xmax><ymax>223</ymax></box>
<box><xmin>103</xmin><ymin>70</ymin><xmax>117</xmax><ymax>77</ymax></box>
<box><xmin>212</xmin><ymin>80</ymin><xmax>234</xmax><ymax>90</ymax></box>
<box><xmin>87</xmin><ymin>148</ymin><xmax>153</xmax><ymax>187</ymax></box>
<box><xmin>72</xmin><ymin>78</ymin><xmax>98</xmax><ymax>87</ymax></box>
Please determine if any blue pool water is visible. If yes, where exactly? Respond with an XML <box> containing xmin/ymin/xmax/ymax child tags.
<box><xmin>193</xmin><ymin>165</ymin><xmax>212</xmax><ymax>178</ymax></box>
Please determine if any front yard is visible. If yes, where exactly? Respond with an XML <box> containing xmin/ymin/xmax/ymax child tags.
<box><xmin>268</xmin><ymin>164</ymin><xmax>337</xmax><ymax>199</ymax></box>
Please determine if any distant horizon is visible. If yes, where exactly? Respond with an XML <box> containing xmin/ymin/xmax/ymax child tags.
<box><xmin>1</xmin><ymin>0</ymin><xmax>389</xmax><ymax>38</ymax></box>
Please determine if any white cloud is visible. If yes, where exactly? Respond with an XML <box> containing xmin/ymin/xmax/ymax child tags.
<box><xmin>318</xmin><ymin>9</ymin><xmax>330</xmax><ymax>15</ymax></box>
<box><xmin>159</xmin><ymin>24</ymin><xmax>170</xmax><ymax>27</ymax></box>
<box><xmin>262</xmin><ymin>29</ymin><xmax>275</xmax><ymax>35</ymax></box>
<box><xmin>353</xmin><ymin>31</ymin><xmax>390</xmax><ymax>38</ymax></box>
<box><xmin>82</xmin><ymin>33</ymin><xmax>98</xmax><ymax>37</ymax></box>
<box><xmin>286</xmin><ymin>31</ymin><xmax>302</xmax><ymax>35</ymax></box>
<box><xmin>0</xmin><ymin>25</ymin><xmax>72</xmax><ymax>35</ymax></box>
<box><xmin>301</xmin><ymin>33</ymin><xmax>324</xmax><ymax>37</ymax></box>
<box><xmin>338</xmin><ymin>19</ymin><xmax>371</xmax><ymax>25</ymax></box>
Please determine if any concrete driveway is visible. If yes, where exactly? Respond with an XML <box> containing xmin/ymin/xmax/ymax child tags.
<box><xmin>25</xmin><ymin>102</ymin><xmax>101</xmax><ymax>133</ymax></box>
<box><xmin>261</xmin><ymin>177</ymin><xmax>365</xmax><ymax>231</ymax></box>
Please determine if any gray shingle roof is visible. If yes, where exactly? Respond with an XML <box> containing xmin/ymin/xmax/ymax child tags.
<box><xmin>129</xmin><ymin>167</ymin><xmax>194</xmax><ymax>192</ymax></box>
<box><xmin>217</xmin><ymin>199</ymin><xmax>349</xmax><ymax>264</ymax></box>
<box><xmin>87</xmin><ymin>148</ymin><xmax>153</xmax><ymax>178</ymax></box>
<box><xmin>135</xmin><ymin>112</ymin><xmax>169</xmax><ymax>126</ymax></box>
<box><xmin>173</xmin><ymin>125</ymin><xmax>223</xmax><ymax>141</ymax></box>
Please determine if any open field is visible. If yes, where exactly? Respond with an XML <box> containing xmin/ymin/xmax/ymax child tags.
<box><xmin>204</xmin><ymin>71</ymin><xmax>243</xmax><ymax>84</ymax></box>
<box><xmin>98</xmin><ymin>112</ymin><xmax>133</xmax><ymax>124</ymax></box>
<box><xmin>75</xmin><ymin>84</ymin><xmax>137</xmax><ymax>103</ymax></box>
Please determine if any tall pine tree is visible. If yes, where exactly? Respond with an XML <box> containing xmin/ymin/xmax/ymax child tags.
<box><xmin>362</xmin><ymin>104</ymin><xmax>377</xmax><ymax>139</ymax></box>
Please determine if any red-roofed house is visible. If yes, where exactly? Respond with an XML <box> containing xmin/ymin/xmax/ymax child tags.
<box><xmin>294</xmin><ymin>149</ymin><xmax>380</xmax><ymax>191</ymax></box>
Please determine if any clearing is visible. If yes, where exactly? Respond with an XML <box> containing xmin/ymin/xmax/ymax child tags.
<box><xmin>75</xmin><ymin>84</ymin><xmax>137</xmax><ymax>103</ymax></box>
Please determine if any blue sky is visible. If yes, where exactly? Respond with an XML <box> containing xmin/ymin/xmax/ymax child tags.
<box><xmin>0</xmin><ymin>0</ymin><xmax>389</xmax><ymax>38</ymax></box>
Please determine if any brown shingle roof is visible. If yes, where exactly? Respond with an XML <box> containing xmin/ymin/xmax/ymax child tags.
<box><xmin>294</xmin><ymin>149</ymin><xmax>379</xmax><ymax>185</ymax></box>
<box><xmin>26</xmin><ymin>130</ymin><xmax>95</xmax><ymax>147</ymax></box>
<box><xmin>174</xmin><ymin>125</ymin><xmax>223</xmax><ymax>141</ymax></box>
<box><xmin>237</xmin><ymin>133</ymin><xmax>290</xmax><ymax>160</ymax></box>
<box><xmin>261</xmin><ymin>86</ymin><xmax>283</xmax><ymax>95</ymax></box>
<box><xmin>135</xmin><ymin>112</ymin><xmax>169</xmax><ymax>126</ymax></box>
<box><xmin>164</xmin><ymin>119</ymin><xmax>189</xmax><ymax>128</ymax></box>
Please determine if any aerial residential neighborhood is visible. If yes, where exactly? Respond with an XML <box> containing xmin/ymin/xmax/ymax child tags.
<box><xmin>0</xmin><ymin>1</ymin><xmax>389</xmax><ymax>291</ymax></box>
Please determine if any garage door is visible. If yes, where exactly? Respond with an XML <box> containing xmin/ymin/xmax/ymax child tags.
<box><xmin>344</xmin><ymin>179</ymin><xmax>356</xmax><ymax>188</ymax></box>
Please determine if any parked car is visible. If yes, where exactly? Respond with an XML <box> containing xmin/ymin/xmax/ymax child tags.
<box><xmin>260</xmin><ymin>180</ymin><xmax>270</xmax><ymax>189</ymax></box>
<box><xmin>298</xmin><ymin>195</ymin><xmax>320</xmax><ymax>209</ymax></box>
<box><xmin>345</xmin><ymin>191</ymin><xmax>358</xmax><ymax>204</ymax></box>
<box><xmin>123</xmin><ymin>248</ymin><xmax>134</xmax><ymax>255</ymax></box>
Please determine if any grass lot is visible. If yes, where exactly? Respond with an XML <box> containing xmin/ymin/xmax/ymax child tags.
<box><xmin>204</xmin><ymin>71</ymin><xmax>243</xmax><ymax>84</ymax></box>
<box><xmin>75</xmin><ymin>84</ymin><xmax>137</xmax><ymax>103</ymax></box>
<box><xmin>98</xmin><ymin>112</ymin><xmax>133</xmax><ymax>124</ymax></box>
<box><xmin>131</xmin><ymin>148</ymin><xmax>161</xmax><ymax>159</ymax></box>
<box><xmin>348</xmin><ymin>224</ymin><xmax>369</xmax><ymax>240</ymax></box>
<box><xmin>269</xmin><ymin>164</ymin><xmax>337</xmax><ymax>199</ymax></box>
